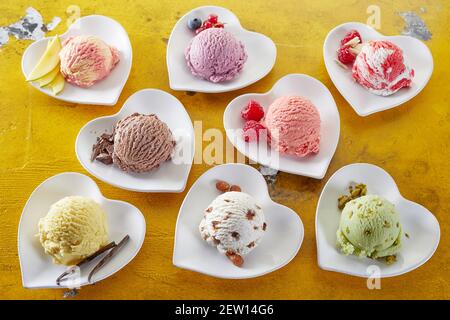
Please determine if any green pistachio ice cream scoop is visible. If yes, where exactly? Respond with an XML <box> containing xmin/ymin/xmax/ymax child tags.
<box><xmin>336</xmin><ymin>195</ymin><xmax>402</xmax><ymax>259</ymax></box>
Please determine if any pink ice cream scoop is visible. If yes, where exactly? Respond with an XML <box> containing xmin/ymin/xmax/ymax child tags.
<box><xmin>184</xmin><ymin>28</ymin><xmax>247</xmax><ymax>83</ymax></box>
<box><xmin>59</xmin><ymin>35</ymin><xmax>120</xmax><ymax>88</ymax></box>
<box><xmin>264</xmin><ymin>96</ymin><xmax>321</xmax><ymax>158</ymax></box>
<box><xmin>352</xmin><ymin>40</ymin><xmax>414</xmax><ymax>96</ymax></box>
<box><xmin>112</xmin><ymin>113</ymin><xmax>175</xmax><ymax>173</ymax></box>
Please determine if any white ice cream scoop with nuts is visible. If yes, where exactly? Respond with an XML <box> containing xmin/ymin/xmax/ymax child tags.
<box><xmin>199</xmin><ymin>187</ymin><xmax>267</xmax><ymax>267</ymax></box>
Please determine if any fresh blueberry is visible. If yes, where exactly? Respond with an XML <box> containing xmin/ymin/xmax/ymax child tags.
<box><xmin>188</xmin><ymin>18</ymin><xmax>202</xmax><ymax>30</ymax></box>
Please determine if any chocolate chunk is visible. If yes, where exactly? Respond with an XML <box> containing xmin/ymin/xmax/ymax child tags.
<box><xmin>246</xmin><ymin>210</ymin><xmax>255</xmax><ymax>220</ymax></box>
<box><xmin>95</xmin><ymin>153</ymin><xmax>113</xmax><ymax>165</ymax></box>
<box><xmin>91</xmin><ymin>132</ymin><xmax>114</xmax><ymax>163</ymax></box>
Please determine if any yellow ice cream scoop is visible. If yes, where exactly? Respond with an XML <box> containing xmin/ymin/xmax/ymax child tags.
<box><xmin>38</xmin><ymin>196</ymin><xmax>109</xmax><ymax>265</ymax></box>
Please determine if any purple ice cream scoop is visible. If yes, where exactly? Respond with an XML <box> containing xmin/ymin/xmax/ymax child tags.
<box><xmin>184</xmin><ymin>28</ymin><xmax>247</xmax><ymax>83</ymax></box>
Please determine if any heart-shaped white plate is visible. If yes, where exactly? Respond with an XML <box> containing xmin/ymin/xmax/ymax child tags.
<box><xmin>76</xmin><ymin>89</ymin><xmax>194</xmax><ymax>192</ymax></box>
<box><xmin>316</xmin><ymin>163</ymin><xmax>440</xmax><ymax>278</ymax></box>
<box><xmin>224</xmin><ymin>74</ymin><xmax>340</xmax><ymax>179</ymax></box>
<box><xmin>173</xmin><ymin>163</ymin><xmax>303</xmax><ymax>279</ymax></box>
<box><xmin>323</xmin><ymin>22</ymin><xmax>433</xmax><ymax>116</ymax></box>
<box><xmin>18</xmin><ymin>172</ymin><xmax>146</xmax><ymax>288</ymax></box>
<box><xmin>167</xmin><ymin>6</ymin><xmax>276</xmax><ymax>93</ymax></box>
<box><xmin>21</xmin><ymin>15</ymin><xmax>132</xmax><ymax>106</ymax></box>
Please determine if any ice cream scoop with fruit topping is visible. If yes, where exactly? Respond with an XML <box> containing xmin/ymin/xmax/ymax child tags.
<box><xmin>199</xmin><ymin>188</ymin><xmax>266</xmax><ymax>267</ymax></box>
<box><xmin>352</xmin><ymin>40</ymin><xmax>414</xmax><ymax>96</ymax></box>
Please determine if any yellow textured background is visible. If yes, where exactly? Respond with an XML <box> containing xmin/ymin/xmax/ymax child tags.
<box><xmin>0</xmin><ymin>0</ymin><xmax>449</xmax><ymax>299</ymax></box>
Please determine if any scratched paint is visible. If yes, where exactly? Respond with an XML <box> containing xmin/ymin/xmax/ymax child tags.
<box><xmin>398</xmin><ymin>11</ymin><xmax>432</xmax><ymax>41</ymax></box>
<box><xmin>258</xmin><ymin>165</ymin><xmax>278</xmax><ymax>185</ymax></box>
<box><xmin>0</xmin><ymin>7</ymin><xmax>61</xmax><ymax>47</ymax></box>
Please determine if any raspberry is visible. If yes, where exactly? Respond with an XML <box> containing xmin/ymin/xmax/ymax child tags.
<box><xmin>207</xmin><ymin>14</ymin><xmax>218</xmax><ymax>24</ymax></box>
<box><xmin>203</xmin><ymin>21</ymin><xmax>213</xmax><ymax>28</ymax></box>
<box><xmin>214</xmin><ymin>23</ymin><xmax>224</xmax><ymax>28</ymax></box>
<box><xmin>241</xmin><ymin>100</ymin><xmax>265</xmax><ymax>121</ymax></box>
<box><xmin>242</xmin><ymin>120</ymin><xmax>267</xmax><ymax>142</ymax></box>
<box><xmin>341</xmin><ymin>30</ymin><xmax>362</xmax><ymax>46</ymax></box>
<box><xmin>337</xmin><ymin>45</ymin><xmax>356</xmax><ymax>64</ymax></box>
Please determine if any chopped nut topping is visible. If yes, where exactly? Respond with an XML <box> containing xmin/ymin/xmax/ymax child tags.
<box><xmin>385</xmin><ymin>255</ymin><xmax>397</xmax><ymax>265</ymax></box>
<box><xmin>216</xmin><ymin>181</ymin><xmax>230</xmax><ymax>192</ymax></box>
<box><xmin>230</xmin><ymin>185</ymin><xmax>241</xmax><ymax>192</ymax></box>
<box><xmin>337</xmin><ymin>183</ymin><xmax>367</xmax><ymax>210</ymax></box>
<box><xmin>226</xmin><ymin>251</ymin><xmax>244</xmax><ymax>267</ymax></box>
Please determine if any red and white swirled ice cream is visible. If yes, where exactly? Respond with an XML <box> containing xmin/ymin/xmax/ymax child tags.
<box><xmin>352</xmin><ymin>40</ymin><xmax>414</xmax><ymax>96</ymax></box>
<box><xmin>59</xmin><ymin>35</ymin><xmax>120</xmax><ymax>88</ymax></box>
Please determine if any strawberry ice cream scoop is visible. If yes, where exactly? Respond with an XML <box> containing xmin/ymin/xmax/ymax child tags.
<box><xmin>59</xmin><ymin>35</ymin><xmax>120</xmax><ymax>88</ymax></box>
<box><xmin>185</xmin><ymin>28</ymin><xmax>247</xmax><ymax>83</ymax></box>
<box><xmin>352</xmin><ymin>40</ymin><xmax>414</xmax><ymax>96</ymax></box>
<box><xmin>264</xmin><ymin>96</ymin><xmax>321</xmax><ymax>158</ymax></box>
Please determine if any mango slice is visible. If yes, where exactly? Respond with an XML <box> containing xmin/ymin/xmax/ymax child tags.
<box><xmin>44</xmin><ymin>73</ymin><xmax>65</xmax><ymax>95</ymax></box>
<box><xmin>35</xmin><ymin>65</ymin><xmax>60</xmax><ymax>87</ymax></box>
<box><xmin>27</xmin><ymin>35</ymin><xmax>61</xmax><ymax>81</ymax></box>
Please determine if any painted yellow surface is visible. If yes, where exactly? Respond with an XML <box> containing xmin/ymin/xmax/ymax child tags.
<box><xmin>0</xmin><ymin>0</ymin><xmax>449</xmax><ymax>300</ymax></box>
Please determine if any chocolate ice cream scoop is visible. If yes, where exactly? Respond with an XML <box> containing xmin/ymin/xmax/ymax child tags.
<box><xmin>91</xmin><ymin>113</ymin><xmax>175</xmax><ymax>173</ymax></box>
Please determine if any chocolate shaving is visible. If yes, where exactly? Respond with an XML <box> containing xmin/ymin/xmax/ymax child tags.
<box><xmin>231</xmin><ymin>231</ymin><xmax>240</xmax><ymax>240</ymax></box>
<box><xmin>247</xmin><ymin>241</ymin><xmax>255</xmax><ymax>248</ymax></box>
<box><xmin>262</xmin><ymin>222</ymin><xmax>267</xmax><ymax>231</ymax></box>
<box><xmin>91</xmin><ymin>132</ymin><xmax>114</xmax><ymax>163</ymax></box>
<box><xmin>95</xmin><ymin>153</ymin><xmax>113</xmax><ymax>165</ymax></box>
<box><xmin>205</xmin><ymin>207</ymin><xmax>212</xmax><ymax>213</ymax></box>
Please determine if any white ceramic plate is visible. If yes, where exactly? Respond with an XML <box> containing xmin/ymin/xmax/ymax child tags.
<box><xmin>223</xmin><ymin>74</ymin><xmax>340</xmax><ymax>179</ymax></box>
<box><xmin>316</xmin><ymin>163</ymin><xmax>440</xmax><ymax>278</ymax></box>
<box><xmin>76</xmin><ymin>89</ymin><xmax>194</xmax><ymax>192</ymax></box>
<box><xmin>21</xmin><ymin>15</ymin><xmax>132</xmax><ymax>106</ymax></box>
<box><xmin>323</xmin><ymin>22</ymin><xmax>433</xmax><ymax>116</ymax></box>
<box><xmin>167</xmin><ymin>5</ymin><xmax>276</xmax><ymax>93</ymax></box>
<box><xmin>18</xmin><ymin>172</ymin><xmax>146</xmax><ymax>288</ymax></box>
<box><xmin>173</xmin><ymin>163</ymin><xmax>303</xmax><ymax>279</ymax></box>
